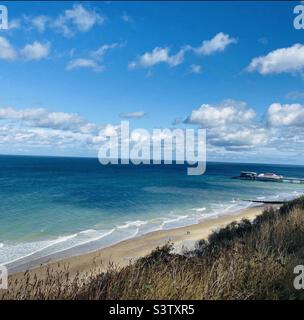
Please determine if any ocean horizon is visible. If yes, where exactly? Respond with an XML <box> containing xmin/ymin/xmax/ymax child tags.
<box><xmin>1</xmin><ymin>155</ymin><xmax>304</xmax><ymax>272</ymax></box>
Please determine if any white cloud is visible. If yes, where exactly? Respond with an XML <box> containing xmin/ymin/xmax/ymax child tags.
<box><xmin>185</xmin><ymin>99</ymin><xmax>267</xmax><ymax>150</ymax></box>
<box><xmin>189</xmin><ymin>64</ymin><xmax>202</xmax><ymax>74</ymax></box>
<box><xmin>209</xmin><ymin>127</ymin><xmax>267</xmax><ymax>150</ymax></box>
<box><xmin>247</xmin><ymin>43</ymin><xmax>304</xmax><ymax>75</ymax></box>
<box><xmin>8</xmin><ymin>19</ymin><xmax>21</xmax><ymax>30</ymax></box>
<box><xmin>129</xmin><ymin>47</ymin><xmax>168</xmax><ymax>68</ymax></box>
<box><xmin>168</xmin><ymin>49</ymin><xmax>186</xmax><ymax>67</ymax></box>
<box><xmin>0</xmin><ymin>106</ymin><xmax>98</xmax><ymax>133</ymax></box>
<box><xmin>1</xmin><ymin>101</ymin><xmax>303</xmax><ymax>161</ymax></box>
<box><xmin>90</xmin><ymin>43</ymin><xmax>120</xmax><ymax>60</ymax></box>
<box><xmin>119</xmin><ymin>111</ymin><xmax>146</xmax><ymax>119</ymax></box>
<box><xmin>0</xmin><ymin>37</ymin><xmax>17</xmax><ymax>61</ymax></box>
<box><xmin>66</xmin><ymin>58</ymin><xmax>104</xmax><ymax>72</ymax></box>
<box><xmin>21</xmin><ymin>41</ymin><xmax>51</xmax><ymax>61</ymax></box>
<box><xmin>193</xmin><ymin>32</ymin><xmax>237</xmax><ymax>56</ymax></box>
<box><xmin>266</xmin><ymin>103</ymin><xmax>304</xmax><ymax>127</ymax></box>
<box><xmin>66</xmin><ymin>42</ymin><xmax>121</xmax><ymax>72</ymax></box>
<box><xmin>31</xmin><ymin>15</ymin><xmax>50</xmax><ymax>32</ymax></box>
<box><xmin>129</xmin><ymin>33</ymin><xmax>235</xmax><ymax>70</ymax></box>
<box><xmin>11</xmin><ymin>4</ymin><xmax>104</xmax><ymax>38</ymax></box>
<box><xmin>184</xmin><ymin>99</ymin><xmax>304</xmax><ymax>156</ymax></box>
<box><xmin>0</xmin><ymin>107</ymin><xmax>48</xmax><ymax>121</ymax></box>
<box><xmin>0</xmin><ymin>105</ymin><xmax>126</xmax><ymax>154</ymax></box>
<box><xmin>100</xmin><ymin>124</ymin><xmax>120</xmax><ymax>137</ymax></box>
<box><xmin>0</xmin><ymin>38</ymin><xmax>51</xmax><ymax>62</ymax></box>
<box><xmin>185</xmin><ymin>99</ymin><xmax>256</xmax><ymax>127</ymax></box>
<box><xmin>35</xmin><ymin>112</ymin><xmax>86</xmax><ymax>131</ymax></box>
<box><xmin>65</xmin><ymin>4</ymin><xmax>104</xmax><ymax>31</ymax></box>
<box><xmin>129</xmin><ymin>47</ymin><xmax>186</xmax><ymax>69</ymax></box>
<box><xmin>0</xmin><ymin>125</ymin><xmax>97</xmax><ymax>151</ymax></box>
<box><xmin>53</xmin><ymin>4</ymin><xmax>104</xmax><ymax>37</ymax></box>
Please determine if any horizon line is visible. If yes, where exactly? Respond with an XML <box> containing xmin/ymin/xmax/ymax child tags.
<box><xmin>0</xmin><ymin>153</ymin><xmax>303</xmax><ymax>168</ymax></box>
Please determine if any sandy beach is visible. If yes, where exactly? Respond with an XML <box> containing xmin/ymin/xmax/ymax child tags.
<box><xmin>8</xmin><ymin>203</ymin><xmax>279</xmax><ymax>286</ymax></box>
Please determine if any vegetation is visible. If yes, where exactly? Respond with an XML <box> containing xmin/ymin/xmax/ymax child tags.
<box><xmin>2</xmin><ymin>197</ymin><xmax>304</xmax><ymax>300</ymax></box>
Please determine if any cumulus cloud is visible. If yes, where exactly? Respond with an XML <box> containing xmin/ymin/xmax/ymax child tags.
<box><xmin>0</xmin><ymin>101</ymin><xmax>302</xmax><ymax>160</ymax></box>
<box><xmin>66</xmin><ymin>58</ymin><xmax>104</xmax><ymax>72</ymax></box>
<box><xmin>266</xmin><ymin>103</ymin><xmax>304</xmax><ymax>127</ymax></box>
<box><xmin>0</xmin><ymin>125</ymin><xmax>97</xmax><ymax>152</ymax></box>
<box><xmin>129</xmin><ymin>32</ymin><xmax>236</xmax><ymax>70</ymax></box>
<box><xmin>53</xmin><ymin>4</ymin><xmax>104</xmax><ymax>37</ymax></box>
<box><xmin>185</xmin><ymin>99</ymin><xmax>256</xmax><ymax>127</ymax></box>
<box><xmin>119</xmin><ymin>111</ymin><xmax>146</xmax><ymax>119</ymax></box>
<box><xmin>17</xmin><ymin>4</ymin><xmax>104</xmax><ymax>37</ymax></box>
<box><xmin>0</xmin><ymin>36</ymin><xmax>17</xmax><ymax>61</ymax></box>
<box><xmin>21</xmin><ymin>41</ymin><xmax>51</xmax><ymax>61</ymax></box>
<box><xmin>0</xmin><ymin>105</ymin><xmax>135</xmax><ymax>155</ymax></box>
<box><xmin>8</xmin><ymin>19</ymin><xmax>21</xmax><ymax>30</ymax></box>
<box><xmin>67</xmin><ymin>42</ymin><xmax>121</xmax><ymax>72</ymax></box>
<box><xmin>30</xmin><ymin>15</ymin><xmax>50</xmax><ymax>33</ymax></box>
<box><xmin>0</xmin><ymin>105</ymin><xmax>120</xmax><ymax>155</ymax></box>
<box><xmin>0</xmin><ymin>106</ymin><xmax>98</xmax><ymax>133</ymax></box>
<box><xmin>99</xmin><ymin>124</ymin><xmax>121</xmax><ymax>137</ymax></box>
<box><xmin>185</xmin><ymin>99</ymin><xmax>267</xmax><ymax>150</ymax></box>
<box><xmin>129</xmin><ymin>47</ymin><xmax>186</xmax><ymax>69</ymax></box>
<box><xmin>192</xmin><ymin>32</ymin><xmax>237</xmax><ymax>56</ymax></box>
<box><xmin>247</xmin><ymin>44</ymin><xmax>304</xmax><ymax>75</ymax></box>
<box><xmin>64</xmin><ymin>4</ymin><xmax>104</xmax><ymax>31</ymax></box>
<box><xmin>0</xmin><ymin>37</ymin><xmax>50</xmax><ymax>62</ymax></box>
<box><xmin>208</xmin><ymin>127</ymin><xmax>267</xmax><ymax>150</ymax></box>
<box><xmin>262</xmin><ymin>102</ymin><xmax>304</xmax><ymax>159</ymax></box>
<box><xmin>184</xmin><ymin>99</ymin><xmax>304</xmax><ymax>155</ymax></box>
<box><xmin>90</xmin><ymin>42</ymin><xmax>120</xmax><ymax>60</ymax></box>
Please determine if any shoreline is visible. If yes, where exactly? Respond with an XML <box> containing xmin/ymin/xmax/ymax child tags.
<box><xmin>8</xmin><ymin>203</ymin><xmax>280</xmax><ymax>285</ymax></box>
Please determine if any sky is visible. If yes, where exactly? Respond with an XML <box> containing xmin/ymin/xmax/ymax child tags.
<box><xmin>0</xmin><ymin>1</ymin><xmax>304</xmax><ymax>164</ymax></box>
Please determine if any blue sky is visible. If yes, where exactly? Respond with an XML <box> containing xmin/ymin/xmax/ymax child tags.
<box><xmin>0</xmin><ymin>1</ymin><xmax>304</xmax><ymax>164</ymax></box>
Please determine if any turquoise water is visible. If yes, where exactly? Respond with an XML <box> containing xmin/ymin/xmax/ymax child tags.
<box><xmin>0</xmin><ymin>155</ymin><xmax>304</xmax><ymax>272</ymax></box>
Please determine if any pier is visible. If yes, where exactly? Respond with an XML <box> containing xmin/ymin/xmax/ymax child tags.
<box><xmin>282</xmin><ymin>177</ymin><xmax>304</xmax><ymax>184</ymax></box>
<box><xmin>233</xmin><ymin>171</ymin><xmax>304</xmax><ymax>184</ymax></box>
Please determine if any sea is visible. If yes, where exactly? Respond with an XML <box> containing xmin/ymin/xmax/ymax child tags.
<box><xmin>0</xmin><ymin>155</ymin><xmax>304</xmax><ymax>272</ymax></box>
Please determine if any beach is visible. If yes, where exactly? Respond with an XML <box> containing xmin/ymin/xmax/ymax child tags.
<box><xmin>8</xmin><ymin>203</ymin><xmax>277</xmax><ymax>286</ymax></box>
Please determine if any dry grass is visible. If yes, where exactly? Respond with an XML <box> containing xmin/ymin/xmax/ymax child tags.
<box><xmin>2</xmin><ymin>198</ymin><xmax>304</xmax><ymax>300</ymax></box>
